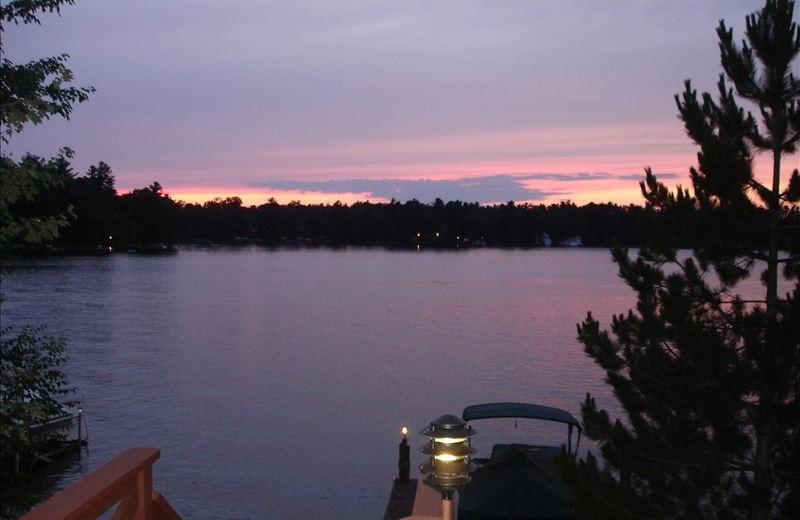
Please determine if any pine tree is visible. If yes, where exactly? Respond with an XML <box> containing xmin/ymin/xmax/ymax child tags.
<box><xmin>559</xmin><ymin>1</ymin><xmax>800</xmax><ymax>518</ymax></box>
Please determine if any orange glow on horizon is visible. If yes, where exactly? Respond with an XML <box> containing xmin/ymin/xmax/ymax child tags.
<box><xmin>124</xmin><ymin>179</ymin><xmax>658</xmax><ymax>208</ymax></box>
<box><xmin>114</xmin><ymin>119</ymin><xmax>791</xmax><ymax>207</ymax></box>
<box><xmin>157</xmin><ymin>188</ymin><xmax>388</xmax><ymax>207</ymax></box>
<box><xmin>118</xmin><ymin>164</ymin><xmax>695</xmax><ymax>207</ymax></box>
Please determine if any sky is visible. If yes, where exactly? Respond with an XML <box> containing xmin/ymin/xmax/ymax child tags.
<box><xmin>5</xmin><ymin>0</ymin><xmax>788</xmax><ymax>206</ymax></box>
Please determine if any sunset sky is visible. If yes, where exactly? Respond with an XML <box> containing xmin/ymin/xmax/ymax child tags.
<box><xmin>6</xmin><ymin>0</ymin><xmax>786</xmax><ymax>206</ymax></box>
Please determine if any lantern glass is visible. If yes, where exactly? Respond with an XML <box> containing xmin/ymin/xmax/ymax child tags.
<box><xmin>435</xmin><ymin>436</ymin><xmax>467</xmax><ymax>444</ymax></box>
<box><xmin>434</xmin><ymin>454</ymin><xmax>463</xmax><ymax>462</ymax></box>
<box><xmin>419</xmin><ymin>414</ymin><xmax>477</xmax><ymax>494</ymax></box>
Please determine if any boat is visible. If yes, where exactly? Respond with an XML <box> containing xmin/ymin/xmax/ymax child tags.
<box><xmin>458</xmin><ymin>402</ymin><xmax>583</xmax><ymax>520</ymax></box>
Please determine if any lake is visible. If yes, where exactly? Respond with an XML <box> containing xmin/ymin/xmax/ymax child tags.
<box><xmin>2</xmin><ymin>247</ymin><xmax>653</xmax><ymax>519</ymax></box>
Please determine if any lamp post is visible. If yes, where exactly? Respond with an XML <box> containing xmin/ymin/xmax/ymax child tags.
<box><xmin>419</xmin><ymin>414</ymin><xmax>476</xmax><ymax>520</ymax></box>
<box><xmin>399</xmin><ymin>426</ymin><xmax>410</xmax><ymax>483</ymax></box>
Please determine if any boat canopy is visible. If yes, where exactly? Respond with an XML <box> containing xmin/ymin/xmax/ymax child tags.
<box><xmin>462</xmin><ymin>402</ymin><xmax>581</xmax><ymax>432</ymax></box>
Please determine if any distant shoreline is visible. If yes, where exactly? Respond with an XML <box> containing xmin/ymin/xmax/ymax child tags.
<box><xmin>16</xmin><ymin>241</ymin><xmax>612</xmax><ymax>258</ymax></box>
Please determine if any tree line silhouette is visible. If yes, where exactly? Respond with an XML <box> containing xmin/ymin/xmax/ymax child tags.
<box><xmin>10</xmin><ymin>154</ymin><xmax>794</xmax><ymax>252</ymax></box>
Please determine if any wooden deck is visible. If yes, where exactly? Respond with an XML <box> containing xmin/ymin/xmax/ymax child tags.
<box><xmin>383</xmin><ymin>478</ymin><xmax>418</xmax><ymax>520</ymax></box>
<box><xmin>384</xmin><ymin>476</ymin><xmax>442</xmax><ymax>520</ymax></box>
<box><xmin>21</xmin><ymin>447</ymin><xmax>181</xmax><ymax>520</ymax></box>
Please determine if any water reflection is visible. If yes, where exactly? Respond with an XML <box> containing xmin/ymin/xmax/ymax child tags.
<box><xmin>0</xmin><ymin>247</ymin><xmax>770</xmax><ymax>519</ymax></box>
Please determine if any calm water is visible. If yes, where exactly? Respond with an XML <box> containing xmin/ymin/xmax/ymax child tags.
<box><xmin>2</xmin><ymin>248</ymin><xmax>646</xmax><ymax>519</ymax></box>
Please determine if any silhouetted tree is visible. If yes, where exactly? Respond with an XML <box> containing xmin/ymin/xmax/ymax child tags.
<box><xmin>0</xmin><ymin>153</ymin><xmax>74</xmax><ymax>255</ymax></box>
<box><xmin>117</xmin><ymin>182</ymin><xmax>179</xmax><ymax>246</ymax></box>
<box><xmin>560</xmin><ymin>2</ymin><xmax>800</xmax><ymax>518</ymax></box>
<box><xmin>64</xmin><ymin>161</ymin><xmax>118</xmax><ymax>247</ymax></box>
<box><xmin>197</xmin><ymin>197</ymin><xmax>250</xmax><ymax>242</ymax></box>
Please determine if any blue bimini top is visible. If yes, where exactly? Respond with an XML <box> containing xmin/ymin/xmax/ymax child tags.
<box><xmin>462</xmin><ymin>402</ymin><xmax>581</xmax><ymax>432</ymax></box>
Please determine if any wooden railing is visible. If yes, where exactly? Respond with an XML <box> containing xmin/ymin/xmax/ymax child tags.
<box><xmin>22</xmin><ymin>447</ymin><xmax>182</xmax><ymax>520</ymax></box>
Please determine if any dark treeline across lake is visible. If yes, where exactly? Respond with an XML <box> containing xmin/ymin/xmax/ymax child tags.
<box><xmin>13</xmin><ymin>156</ymin><xmax>795</xmax><ymax>252</ymax></box>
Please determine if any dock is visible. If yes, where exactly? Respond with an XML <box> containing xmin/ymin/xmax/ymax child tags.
<box><xmin>383</xmin><ymin>478</ymin><xmax>417</xmax><ymax>520</ymax></box>
<box><xmin>384</xmin><ymin>477</ymin><xmax>442</xmax><ymax>520</ymax></box>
